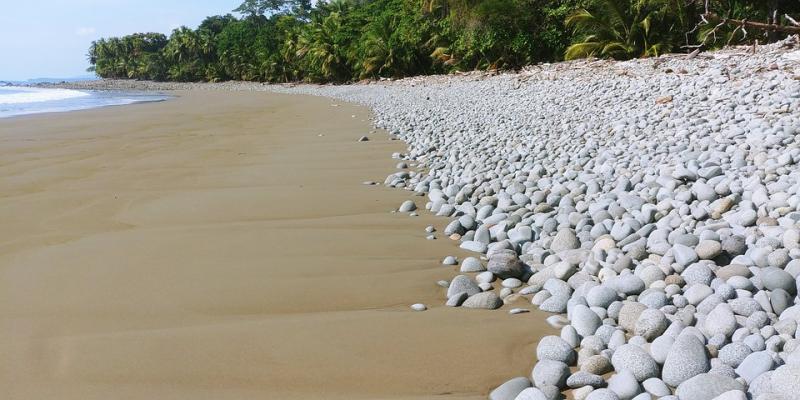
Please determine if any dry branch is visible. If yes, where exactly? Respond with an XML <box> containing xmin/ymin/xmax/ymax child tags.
<box><xmin>703</xmin><ymin>13</ymin><xmax>800</xmax><ymax>34</ymax></box>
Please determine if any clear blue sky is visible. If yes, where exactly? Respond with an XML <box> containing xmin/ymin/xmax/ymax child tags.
<box><xmin>0</xmin><ymin>0</ymin><xmax>241</xmax><ymax>81</ymax></box>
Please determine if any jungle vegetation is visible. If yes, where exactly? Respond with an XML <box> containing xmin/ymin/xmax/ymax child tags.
<box><xmin>88</xmin><ymin>0</ymin><xmax>800</xmax><ymax>82</ymax></box>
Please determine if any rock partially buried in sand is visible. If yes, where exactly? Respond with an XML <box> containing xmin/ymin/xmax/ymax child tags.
<box><xmin>462</xmin><ymin>291</ymin><xmax>503</xmax><ymax>309</ymax></box>
<box><xmin>398</xmin><ymin>200</ymin><xmax>417</xmax><ymax>212</ymax></box>
<box><xmin>488</xmin><ymin>376</ymin><xmax>531</xmax><ymax>400</ymax></box>
<box><xmin>447</xmin><ymin>275</ymin><xmax>481</xmax><ymax>298</ymax></box>
<box><xmin>357</xmin><ymin>135</ymin><xmax>369</xmax><ymax>141</ymax></box>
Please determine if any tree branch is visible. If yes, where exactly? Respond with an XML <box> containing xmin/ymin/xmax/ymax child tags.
<box><xmin>703</xmin><ymin>13</ymin><xmax>800</xmax><ymax>34</ymax></box>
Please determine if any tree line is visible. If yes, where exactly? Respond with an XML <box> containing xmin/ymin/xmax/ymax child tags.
<box><xmin>88</xmin><ymin>0</ymin><xmax>800</xmax><ymax>83</ymax></box>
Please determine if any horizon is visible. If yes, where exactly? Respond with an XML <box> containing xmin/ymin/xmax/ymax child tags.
<box><xmin>0</xmin><ymin>1</ymin><xmax>241</xmax><ymax>81</ymax></box>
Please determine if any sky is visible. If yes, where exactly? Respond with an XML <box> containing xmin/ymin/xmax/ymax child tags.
<box><xmin>0</xmin><ymin>0</ymin><xmax>241</xmax><ymax>81</ymax></box>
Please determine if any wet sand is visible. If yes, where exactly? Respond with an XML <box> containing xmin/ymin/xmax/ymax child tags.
<box><xmin>0</xmin><ymin>91</ymin><xmax>551</xmax><ymax>399</ymax></box>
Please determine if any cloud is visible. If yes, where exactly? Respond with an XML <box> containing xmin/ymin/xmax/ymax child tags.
<box><xmin>75</xmin><ymin>27</ymin><xmax>96</xmax><ymax>36</ymax></box>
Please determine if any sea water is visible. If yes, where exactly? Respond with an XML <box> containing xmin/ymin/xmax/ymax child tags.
<box><xmin>0</xmin><ymin>86</ymin><xmax>168</xmax><ymax>118</ymax></box>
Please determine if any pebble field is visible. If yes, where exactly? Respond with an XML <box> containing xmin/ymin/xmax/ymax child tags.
<box><xmin>56</xmin><ymin>37</ymin><xmax>800</xmax><ymax>400</ymax></box>
<box><xmin>280</xmin><ymin>38</ymin><xmax>800</xmax><ymax>400</ymax></box>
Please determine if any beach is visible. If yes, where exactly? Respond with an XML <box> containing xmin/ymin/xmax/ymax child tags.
<box><xmin>0</xmin><ymin>90</ymin><xmax>546</xmax><ymax>399</ymax></box>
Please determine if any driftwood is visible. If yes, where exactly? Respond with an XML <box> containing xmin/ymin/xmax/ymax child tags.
<box><xmin>703</xmin><ymin>13</ymin><xmax>800</xmax><ymax>34</ymax></box>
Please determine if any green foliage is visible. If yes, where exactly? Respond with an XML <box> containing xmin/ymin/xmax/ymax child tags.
<box><xmin>564</xmin><ymin>0</ymin><xmax>682</xmax><ymax>60</ymax></box>
<box><xmin>87</xmin><ymin>0</ymin><xmax>800</xmax><ymax>82</ymax></box>
<box><xmin>88</xmin><ymin>33</ymin><xmax>168</xmax><ymax>79</ymax></box>
<box><xmin>698</xmin><ymin>0</ymin><xmax>800</xmax><ymax>48</ymax></box>
<box><xmin>564</xmin><ymin>0</ymin><xmax>800</xmax><ymax>60</ymax></box>
<box><xmin>235</xmin><ymin>0</ymin><xmax>312</xmax><ymax>18</ymax></box>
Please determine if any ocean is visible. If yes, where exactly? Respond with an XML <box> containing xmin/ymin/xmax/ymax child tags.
<box><xmin>0</xmin><ymin>86</ymin><xmax>168</xmax><ymax>118</ymax></box>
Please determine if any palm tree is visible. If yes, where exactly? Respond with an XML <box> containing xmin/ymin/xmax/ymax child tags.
<box><xmin>296</xmin><ymin>11</ymin><xmax>353</xmax><ymax>82</ymax></box>
<box><xmin>564</xmin><ymin>0</ymin><xmax>677</xmax><ymax>60</ymax></box>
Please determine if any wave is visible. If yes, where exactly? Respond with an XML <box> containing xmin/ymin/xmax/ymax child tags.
<box><xmin>0</xmin><ymin>86</ymin><xmax>90</xmax><ymax>105</ymax></box>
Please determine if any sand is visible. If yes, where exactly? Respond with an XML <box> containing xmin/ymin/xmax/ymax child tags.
<box><xmin>0</xmin><ymin>90</ymin><xmax>551</xmax><ymax>399</ymax></box>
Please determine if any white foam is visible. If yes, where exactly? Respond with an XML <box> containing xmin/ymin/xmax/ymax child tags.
<box><xmin>0</xmin><ymin>86</ymin><xmax>90</xmax><ymax>105</ymax></box>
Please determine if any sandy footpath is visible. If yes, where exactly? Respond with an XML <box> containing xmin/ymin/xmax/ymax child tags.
<box><xmin>0</xmin><ymin>91</ymin><xmax>549</xmax><ymax>399</ymax></box>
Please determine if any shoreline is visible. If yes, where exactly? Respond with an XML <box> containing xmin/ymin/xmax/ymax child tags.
<box><xmin>0</xmin><ymin>86</ymin><xmax>171</xmax><ymax>120</ymax></box>
<box><xmin>11</xmin><ymin>37</ymin><xmax>800</xmax><ymax>399</ymax></box>
<box><xmin>0</xmin><ymin>89</ymin><xmax>546</xmax><ymax>399</ymax></box>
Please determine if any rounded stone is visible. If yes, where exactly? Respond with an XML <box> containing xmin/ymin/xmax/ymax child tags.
<box><xmin>581</xmin><ymin>355</ymin><xmax>613</xmax><ymax>375</ymax></box>
<box><xmin>566</xmin><ymin>371</ymin><xmax>605</xmax><ymax>389</ymax></box>
<box><xmin>551</xmin><ymin>228</ymin><xmax>581</xmax><ymax>253</ymax></box>
<box><xmin>642</xmin><ymin>377</ymin><xmax>670</xmax><ymax>397</ymax></box>
<box><xmin>734</xmin><ymin>351</ymin><xmax>774</xmax><ymax>384</ymax></box>
<box><xmin>531</xmin><ymin>359</ymin><xmax>570</xmax><ymax>389</ymax></box>
<box><xmin>607</xmin><ymin>369</ymin><xmax>642</xmax><ymax>400</ymax></box>
<box><xmin>634</xmin><ymin>309</ymin><xmax>669</xmax><ymax>341</ymax></box>
<box><xmin>718</xmin><ymin>343</ymin><xmax>752</xmax><ymax>368</ymax></box>
<box><xmin>447</xmin><ymin>275</ymin><xmax>481</xmax><ymax>298</ymax></box>
<box><xmin>536</xmin><ymin>335</ymin><xmax>575</xmax><ymax>364</ymax></box>
<box><xmin>703</xmin><ymin>303</ymin><xmax>737</xmax><ymax>338</ymax></box>
<box><xmin>462</xmin><ymin>291</ymin><xmax>503</xmax><ymax>309</ymax></box>
<box><xmin>398</xmin><ymin>200</ymin><xmax>417</xmax><ymax>212</ymax></box>
<box><xmin>696</xmin><ymin>240</ymin><xmax>722</xmax><ymax>260</ymax></box>
<box><xmin>611</xmin><ymin>344</ymin><xmax>660</xmax><ymax>381</ymax></box>
<box><xmin>674</xmin><ymin>373</ymin><xmax>744</xmax><ymax>400</ymax></box>
<box><xmin>460</xmin><ymin>256</ymin><xmax>486</xmax><ymax>272</ymax></box>
<box><xmin>586</xmin><ymin>389</ymin><xmax>620</xmax><ymax>400</ymax></box>
<box><xmin>489</xmin><ymin>376</ymin><xmax>532</xmax><ymax>400</ymax></box>
<box><xmin>662</xmin><ymin>334</ymin><xmax>710</xmax><ymax>387</ymax></box>
<box><xmin>487</xmin><ymin>249</ymin><xmax>525</xmax><ymax>279</ymax></box>
<box><xmin>768</xmin><ymin>365</ymin><xmax>800</xmax><ymax>399</ymax></box>
<box><xmin>572</xmin><ymin>304</ymin><xmax>602</xmax><ymax>338</ymax></box>
<box><xmin>587</xmin><ymin>285</ymin><xmax>618</xmax><ymax>308</ymax></box>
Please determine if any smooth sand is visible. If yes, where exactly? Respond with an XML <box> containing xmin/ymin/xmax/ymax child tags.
<box><xmin>0</xmin><ymin>91</ymin><xmax>551</xmax><ymax>399</ymax></box>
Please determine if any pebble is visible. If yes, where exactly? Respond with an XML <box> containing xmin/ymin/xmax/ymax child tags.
<box><xmin>487</xmin><ymin>249</ymin><xmax>525</xmax><ymax>279</ymax></box>
<box><xmin>734</xmin><ymin>351</ymin><xmax>774</xmax><ymax>384</ymax></box>
<box><xmin>662</xmin><ymin>334</ymin><xmax>710</xmax><ymax>387</ymax></box>
<box><xmin>571</xmin><ymin>304</ymin><xmax>602</xmax><ymax>338</ymax></box>
<box><xmin>398</xmin><ymin>200</ymin><xmax>416</xmax><ymax>212</ymax></box>
<box><xmin>633</xmin><ymin>309</ymin><xmax>668</xmax><ymax>341</ymax></box>
<box><xmin>642</xmin><ymin>377</ymin><xmax>670</xmax><ymax>397</ymax></box>
<box><xmin>611</xmin><ymin>344</ymin><xmax>660</xmax><ymax>381</ymax></box>
<box><xmin>531</xmin><ymin>359</ymin><xmax>570</xmax><ymax>389</ymax></box>
<box><xmin>410</xmin><ymin>303</ymin><xmax>427</xmax><ymax>311</ymax></box>
<box><xmin>607</xmin><ymin>369</ymin><xmax>642</xmax><ymax>400</ymax></box>
<box><xmin>537</xmin><ymin>335</ymin><xmax>575</xmax><ymax>364</ymax></box>
<box><xmin>674</xmin><ymin>373</ymin><xmax>744</xmax><ymax>400</ymax></box>
<box><xmin>586</xmin><ymin>389</ymin><xmax>620</xmax><ymax>400</ymax></box>
<box><xmin>566</xmin><ymin>371</ymin><xmax>605</xmax><ymax>389</ymax></box>
<box><xmin>460</xmin><ymin>257</ymin><xmax>486</xmax><ymax>272</ymax></box>
<box><xmin>445</xmin><ymin>291</ymin><xmax>468</xmax><ymax>307</ymax></box>
<box><xmin>489</xmin><ymin>376</ymin><xmax>532</xmax><ymax>400</ymax></box>
<box><xmin>447</xmin><ymin>275</ymin><xmax>481</xmax><ymax>298</ymax></box>
<box><xmin>462</xmin><ymin>291</ymin><xmax>503</xmax><ymax>309</ymax></box>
